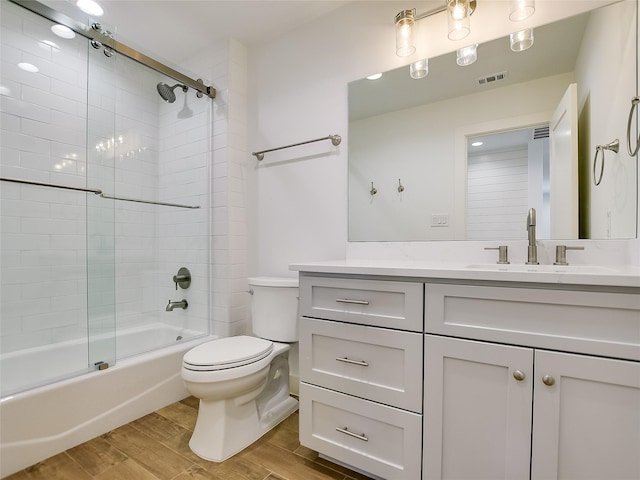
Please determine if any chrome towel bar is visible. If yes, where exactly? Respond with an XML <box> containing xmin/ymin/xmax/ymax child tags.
<box><xmin>252</xmin><ymin>134</ymin><xmax>341</xmax><ymax>161</ymax></box>
<box><xmin>1</xmin><ymin>177</ymin><xmax>200</xmax><ymax>209</ymax></box>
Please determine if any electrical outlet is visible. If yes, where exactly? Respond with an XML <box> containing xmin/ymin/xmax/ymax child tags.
<box><xmin>431</xmin><ymin>214</ymin><xmax>449</xmax><ymax>227</ymax></box>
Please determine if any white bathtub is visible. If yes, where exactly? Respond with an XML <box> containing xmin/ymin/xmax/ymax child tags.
<box><xmin>0</xmin><ymin>325</ymin><xmax>215</xmax><ymax>478</ymax></box>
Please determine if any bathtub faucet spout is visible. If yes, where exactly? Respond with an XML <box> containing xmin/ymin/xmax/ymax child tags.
<box><xmin>166</xmin><ymin>299</ymin><xmax>188</xmax><ymax>311</ymax></box>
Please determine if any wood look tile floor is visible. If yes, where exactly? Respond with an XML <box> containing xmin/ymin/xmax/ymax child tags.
<box><xmin>6</xmin><ymin>396</ymin><xmax>373</xmax><ymax>480</ymax></box>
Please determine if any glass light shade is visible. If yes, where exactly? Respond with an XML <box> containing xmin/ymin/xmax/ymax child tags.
<box><xmin>395</xmin><ymin>10</ymin><xmax>416</xmax><ymax>57</ymax></box>
<box><xmin>447</xmin><ymin>0</ymin><xmax>471</xmax><ymax>41</ymax></box>
<box><xmin>510</xmin><ymin>28</ymin><xmax>534</xmax><ymax>51</ymax></box>
<box><xmin>410</xmin><ymin>59</ymin><xmax>428</xmax><ymax>79</ymax></box>
<box><xmin>456</xmin><ymin>44</ymin><xmax>478</xmax><ymax>66</ymax></box>
<box><xmin>509</xmin><ymin>0</ymin><xmax>535</xmax><ymax>21</ymax></box>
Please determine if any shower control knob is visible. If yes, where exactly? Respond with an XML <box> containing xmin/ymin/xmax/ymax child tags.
<box><xmin>173</xmin><ymin>267</ymin><xmax>191</xmax><ymax>290</ymax></box>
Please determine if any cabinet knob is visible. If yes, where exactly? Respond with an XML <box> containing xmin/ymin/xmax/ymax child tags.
<box><xmin>542</xmin><ymin>374</ymin><xmax>555</xmax><ymax>386</ymax></box>
<box><xmin>513</xmin><ymin>370</ymin><xmax>526</xmax><ymax>381</ymax></box>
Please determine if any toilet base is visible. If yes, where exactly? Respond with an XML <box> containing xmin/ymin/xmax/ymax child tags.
<box><xmin>189</xmin><ymin>394</ymin><xmax>299</xmax><ymax>462</ymax></box>
<box><xmin>188</xmin><ymin>349</ymin><xmax>299</xmax><ymax>462</ymax></box>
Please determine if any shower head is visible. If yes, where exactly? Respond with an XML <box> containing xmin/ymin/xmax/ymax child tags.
<box><xmin>156</xmin><ymin>82</ymin><xmax>188</xmax><ymax>103</ymax></box>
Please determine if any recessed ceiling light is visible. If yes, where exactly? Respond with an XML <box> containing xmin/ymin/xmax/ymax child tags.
<box><xmin>366</xmin><ymin>73</ymin><xmax>383</xmax><ymax>80</ymax></box>
<box><xmin>18</xmin><ymin>62</ymin><xmax>39</xmax><ymax>73</ymax></box>
<box><xmin>76</xmin><ymin>0</ymin><xmax>104</xmax><ymax>16</ymax></box>
<box><xmin>471</xmin><ymin>141</ymin><xmax>483</xmax><ymax>147</ymax></box>
<box><xmin>51</xmin><ymin>24</ymin><xmax>75</xmax><ymax>39</ymax></box>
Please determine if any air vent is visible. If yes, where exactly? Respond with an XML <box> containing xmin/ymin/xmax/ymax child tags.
<box><xmin>532</xmin><ymin>125</ymin><xmax>550</xmax><ymax>139</ymax></box>
<box><xmin>477</xmin><ymin>71</ymin><xmax>508</xmax><ymax>86</ymax></box>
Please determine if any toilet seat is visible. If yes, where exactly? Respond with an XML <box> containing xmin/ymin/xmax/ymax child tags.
<box><xmin>183</xmin><ymin>336</ymin><xmax>274</xmax><ymax>371</ymax></box>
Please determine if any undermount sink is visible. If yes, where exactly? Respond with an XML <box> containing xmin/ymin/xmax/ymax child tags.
<box><xmin>465</xmin><ymin>264</ymin><xmax>619</xmax><ymax>274</ymax></box>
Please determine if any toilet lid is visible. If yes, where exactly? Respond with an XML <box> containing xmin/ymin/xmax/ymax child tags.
<box><xmin>183</xmin><ymin>336</ymin><xmax>273</xmax><ymax>371</ymax></box>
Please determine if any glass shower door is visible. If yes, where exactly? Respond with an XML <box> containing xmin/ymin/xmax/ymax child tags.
<box><xmin>0</xmin><ymin>0</ymin><xmax>115</xmax><ymax>394</ymax></box>
<box><xmin>86</xmin><ymin>26</ymin><xmax>117</xmax><ymax>370</ymax></box>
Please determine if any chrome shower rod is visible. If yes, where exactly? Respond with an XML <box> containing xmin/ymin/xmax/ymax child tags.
<box><xmin>9</xmin><ymin>0</ymin><xmax>216</xmax><ymax>99</ymax></box>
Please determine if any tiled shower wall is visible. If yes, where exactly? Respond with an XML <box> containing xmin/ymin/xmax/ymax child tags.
<box><xmin>1</xmin><ymin>2</ymin><xmax>91</xmax><ymax>353</ymax></box>
<box><xmin>0</xmin><ymin>1</ymin><xmax>225</xmax><ymax>358</ymax></box>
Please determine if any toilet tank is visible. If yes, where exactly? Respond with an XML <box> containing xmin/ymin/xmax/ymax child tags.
<box><xmin>248</xmin><ymin>276</ymin><xmax>299</xmax><ymax>342</ymax></box>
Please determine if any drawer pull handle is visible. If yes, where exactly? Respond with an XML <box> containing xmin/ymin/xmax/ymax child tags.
<box><xmin>336</xmin><ymin>357</ymin><xmax>369</xmax><ymax>367</ymax></box>
<box><xmin>336</xmin><ymin>427</ymin><xmax>368</xmax><ymax>442</ymax></box>
<box><xmin>335</xmin><ymin>298</ymin><xmax>370</xmax><ymax>306</ymax></box>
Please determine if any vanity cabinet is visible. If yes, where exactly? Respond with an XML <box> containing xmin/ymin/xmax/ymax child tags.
<box><xmin>295</xmin><ymin>270</ymin><xmax>640</xmax><ymax>480</ymax></box>
<box><xmin>423</xmin><ymin>283</ymin><xmax>640</xmax><ymax>480</ymax></box>
<box><xmin>298</xmin><ymin>275</ymin><xmax>424</xmax><ymax>480</ymax></box>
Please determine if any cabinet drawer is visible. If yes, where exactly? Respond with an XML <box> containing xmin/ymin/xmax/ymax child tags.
<box><xmin>300</xmin><ymin>275</ymin><xmax>423</xmax><ymax>331</ymax></box>
<box><xmin>425</xmin><ymin>283</ymin><xmax>640</xmax><ymax>361</ymax></box>
<box><xmin>300</xmin><ymin>318</ymin><xmax>423</xmax><ymax>412</ymax></box>
<box><xmin>299</xmin><ymin>382</ymin><xmax>422</xmax><ymax>480</ymax></box>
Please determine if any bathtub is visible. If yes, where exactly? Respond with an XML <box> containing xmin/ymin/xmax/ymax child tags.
<box><xmin>0</xmin><ymin>325</ymin><xmax>215</xmax><ymax>478</ymax></box>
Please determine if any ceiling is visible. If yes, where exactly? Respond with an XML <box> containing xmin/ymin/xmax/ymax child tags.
<box><xmin>348</xmin><ymin>10</ymin><xmax>589</xmax><ymax>121</ymax></box>
<box><xmin>43</xmin><ymin>0</ymin><xmax>354</xmax><ymax>64</ymax></box>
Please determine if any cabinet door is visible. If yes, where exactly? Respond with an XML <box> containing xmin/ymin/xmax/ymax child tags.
<box><xmin>424</xmin><ymin>335</ymin><xmax>533</xmax><ymax>480</ymax></box>
<box><xmin>532</xmin><ymin>350</ymin><xmax>640</xmax><ymax>480</ymax></box>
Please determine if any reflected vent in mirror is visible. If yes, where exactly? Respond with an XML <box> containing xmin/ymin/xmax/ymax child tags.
<box><xmin>532</xmin><ymin>125</ymin><xmax>550</xmax><ymax>139</ymax></box>
<box><xmin>477</xmin><ymin>71</ymin><xmax>507</xmax><ymax>86</ymax></box>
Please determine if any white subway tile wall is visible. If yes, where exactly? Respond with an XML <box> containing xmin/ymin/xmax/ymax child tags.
<box><xmin>0</xmin><ymin>1</ymin><xmax>228</xmax><ymax>392</ymax></box>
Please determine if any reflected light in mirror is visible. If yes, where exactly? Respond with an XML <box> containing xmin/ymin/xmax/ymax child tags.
<box><xmin>457</xmin><ymin>44</ymin><xmax>478</xmax><ymax>66</ymax></box>
<box><xmin>410</xmin><ymin>59</ymin><xmax>429</xmax><ymax>79</ymax></box>
<box><xmin>510</xmin><ymin>28</ymin><xmax>534</xmax><ymax>51</ymax></box>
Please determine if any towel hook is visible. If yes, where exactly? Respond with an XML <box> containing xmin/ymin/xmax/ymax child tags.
<box><xmin>397</xmin><ymin>178</ymin><xmax>405</xmax><ymax>193</ymax></box>
<box><xmin>592</xmin><ymin>139</ymin><xmax>619</xmax><ymax>186</ymax></box>
<box><xmin>370</xmin><ymin>182</ymin><xmax>377</xmax><ymax>196</ymax></box>
<box><xmin>626</xmin><ymin>96</ymin><xmax>639</xmax><ymax>156</ymax></box>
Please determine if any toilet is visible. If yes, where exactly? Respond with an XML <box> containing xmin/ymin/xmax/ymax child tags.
<box><xmin>181</xmin><ymin>276</ymin><xmax>299</xmax><ymax>462</ymax></box>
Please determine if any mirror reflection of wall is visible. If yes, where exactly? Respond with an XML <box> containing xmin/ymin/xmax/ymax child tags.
<box><xmin>466</xmin><ymin>126</ymin><xmax>550</xmax><ymax>241</ymax></box>
<box><xmin>348</xmin><ymin>1</ymin><xmax>637</xmax><ymax>242</ymax></box>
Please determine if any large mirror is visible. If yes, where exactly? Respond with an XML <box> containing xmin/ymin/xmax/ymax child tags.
<box><xmin>349</xmin><ymin>1</ymin><xmax>637</xmax><ymax>241</ymax></box>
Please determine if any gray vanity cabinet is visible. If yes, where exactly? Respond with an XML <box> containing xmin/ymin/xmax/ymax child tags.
<box><xmin>298</xmin><ymin>274</ymin><xmax>424</xmax><ymax>480</ymax></box>
<box><xmin>423</xmin><ymin>283</ymin><xmax>640</xmax><ymax>480</ymax></box>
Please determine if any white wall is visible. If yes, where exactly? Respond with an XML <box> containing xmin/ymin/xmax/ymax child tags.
<box><xmin>248</xmin><ymin>0</ymin><xmax>635</xmax><ymax>273</ymax></box>
<box><xmin>575</xmin><ymin>0</ymin><xmax>637</xmax><ymax>239</ymax></box>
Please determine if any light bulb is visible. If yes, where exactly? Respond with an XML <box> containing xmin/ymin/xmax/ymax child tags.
<box><xmin>395</xmin><ymin>10</ymin><xmax>416</xmax><ymax>57</ymax></box>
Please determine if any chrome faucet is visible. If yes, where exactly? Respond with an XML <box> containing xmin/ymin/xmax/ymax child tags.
<box><xmin>166</xmin><ymin>299</ymin><xmax>188</xmax><ymax>311</ymax></box>
<box><xmin>526</xmin><ymin>208</ymin><xmax>538</xmax><ymax>265</ymax></box>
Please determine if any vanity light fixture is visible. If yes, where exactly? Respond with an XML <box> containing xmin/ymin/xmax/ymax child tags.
<box><xmin>447</xmin><ymin>0</ymin><xmax>473</xmax><ymax>41</ymax></box>
<box><xmin>510</xmin><ymin>28</ymin><xmax>534</xmax><ymax>51</ymax></box>
<box><xmin>456</xmin><ymin>44</ymin><xmax>478</xmax><ymax>66</ymax></box>
<box><xmin>394</xmin><ymin>2</ymin><xmax>477</xmax><ymax>58</ymax></box>
<box><xmin>395</xmin><ymin>9</ymin><xmax>417</xmax><ymax>57</ymax></box>
<box><xmin>410</xmin><ymin>59</ymin><xmax>429</xmax><ymax>79</ymax></box>
<box><xmin>509</xmin><ymin>0</ymin><xmax>535</xmax><ymax>22</ymax></box>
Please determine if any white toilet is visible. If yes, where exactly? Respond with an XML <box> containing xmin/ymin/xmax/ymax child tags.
<box><xmin>181</xmin><ymin>276</ymin><xmax>299</xmax><ymax>462</ymax></box>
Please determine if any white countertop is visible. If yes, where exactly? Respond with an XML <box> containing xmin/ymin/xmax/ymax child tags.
<box><xmin>290</xmin><ymin>259</ymin><xmax>640</xmax><ymax>288</ymax></box>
